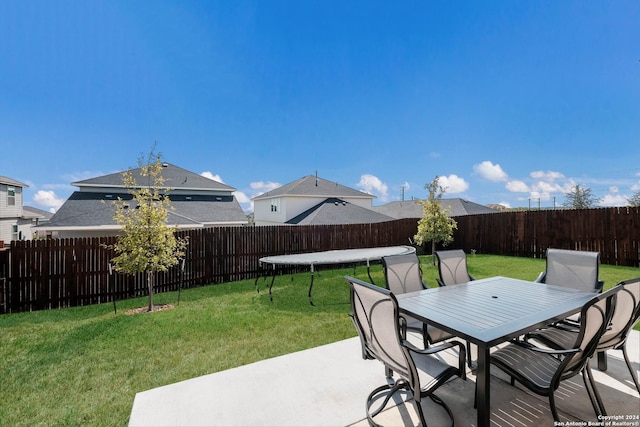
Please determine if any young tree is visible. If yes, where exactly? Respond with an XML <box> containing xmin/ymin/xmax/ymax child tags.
<box><xmin>107</xmin><ymin>150</ymin><xmax>189</xmax><ymax>312</ymax></box>
<box><xmin>563</xmin><ymin>184</ymin><xmax>600</xmax><ymax>209</ymax></box>
<box><xmin>627</xmin><ymin>191</ymin><xmax>640</xmax><ymax>207</ymax></box>
<box><xmin>414</xmin><ymin>176</ymin><xmax>457</xmax><ymax>264</ymax></box>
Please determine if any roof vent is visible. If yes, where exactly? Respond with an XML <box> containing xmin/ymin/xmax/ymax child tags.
<box><xmin>162</xmin><ymin>163</ymin><xmax>169</xmax><ymax>167</ymax></box>
<box><xmin>334</xmin><ymin>201</ymin><xmax>339</xmax><ymax>206</ymax></box>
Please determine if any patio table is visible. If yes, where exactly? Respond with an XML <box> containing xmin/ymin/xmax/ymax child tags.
<box><xmin>257</xmin><ymin>245</ymin><xmax>415</xmax><ymax>305</ymax></box>
<box><xmin>396</xmin><ymin>276</ymin><xmax>596</xmax><ymax>427</ymax></box>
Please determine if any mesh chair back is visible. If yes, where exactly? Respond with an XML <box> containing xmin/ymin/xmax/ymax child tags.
<box><xmin>543</xmin><ymin>249</ymin><xmax>601</xmax><ymax>292</ymax></box>
<box><xmin>561</xmin><ymin>288</ymin><xmax>616</xmax><ymax>374</ymax></box>
<box><xmin>599</xmin><ymin>278</ymin><xmax>640</xmax><ymax>348</ymax></box>
<box><xmin>347</xmin><ymin>276</ymin><xmax>410</xmax><ymax>379</ymax></box>
<box><xmin>435</xmin><ymin>250</ymin><xmax>472</xmax><ymax>286</ymax></box>
<box><xmin>382</xmin><ymin>253</ymin><xmax>424</xmax><ymax>294</ymax></box>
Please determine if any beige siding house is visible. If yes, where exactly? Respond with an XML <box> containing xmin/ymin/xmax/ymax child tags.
<box><xmin>252</xmin><ymin>175</ymin><xmax>393</xmax><ymax>225</ymax></box>
<box><xmin>0</xmin><ymin>176</ymin><xmax>40</xmax><ymax>244</ymax></box>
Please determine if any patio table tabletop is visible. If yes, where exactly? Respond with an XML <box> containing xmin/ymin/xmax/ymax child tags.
<box><xmin>396</xmin><ymin>276</ymin><xmax>596</xmax><ymax>427</ymax></box>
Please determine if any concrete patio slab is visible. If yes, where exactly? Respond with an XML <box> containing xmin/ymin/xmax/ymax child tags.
<box><xmin>129</xmin><ymin>331</ymin><xmax>640</xmax><ymax>427</ymax></box>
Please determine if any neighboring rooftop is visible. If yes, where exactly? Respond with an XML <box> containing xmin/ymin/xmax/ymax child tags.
<box><xmin>22</xmin><ymin>205</ymin><xmax>53</xmax><ymax>221</ymax></box>
<box><xmin>0</xmin><ymin>176</ymin><xmax>28</xmax><ymax>188</ymax></box>
<box><xmin>42</xmin><ymin>193</ymin><xmax>246</xmax><ymax>229</ymax></box>
<box><xmin>73</xmin><ymin>163</ymin><xmax>236</xmax><ymax>193</ymax></box>
<box><xmin>252</xmin><ymin>175</ymin><xmax>374</xmax><ymax>201</ymax></box>
<box><xmin>372</xmin><ymin>198</ymin><xmax>499</xmax><ymax>219</ymax></box>
<box><xmin>285</xmin><ymin>198</ymin><xmax>394</xmax><ymax>225</ymax></box>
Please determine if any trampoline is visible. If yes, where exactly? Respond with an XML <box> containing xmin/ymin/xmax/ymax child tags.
<box><xmin>256</xmin><ymin>245</ymin><xmax>416</xmax><ymax>305</ymax></box>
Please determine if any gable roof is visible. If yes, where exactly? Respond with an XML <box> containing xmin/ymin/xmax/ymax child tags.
<box><xmin>252</xmin><ymin>175</ymin><xmax>374</xmax><ymax>201</ymax></box>
<box><xmin>286</xmin><ymin>198</ymin><xmax>393</xmax><ymax>225</ymax></box>
<box><xmin>372</xmin><ymin>198</ymin><xmax>498</xmax><ymax>219</ymax></box>
<box><xmin>41</xmin><ymin>192</ymin><xmax>246</xmax><ymax>230</ymax></box>
<box><xmin>22</xmin><ymin>206</ymin><xmax>54</xmax><ymax>220</ymax></box>
<box><xmin>0</xmin><ymin>176</ymin><xmax>28</xmax><ymax>187</ymax></box>
<box><xmin>73</xmin><ymin>163</ymin><xmax>236</xmax><ymax>192</ymax></box>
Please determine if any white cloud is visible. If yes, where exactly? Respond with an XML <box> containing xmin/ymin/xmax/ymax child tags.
<box><xmin>33</xmin><ymin>190</ymin><xmax>65</xmax><ymax>212</ymax></box>
<box><xmin>600</xmin><ymin>193</ymin><xmax>629</xmax><ymax>207</ymax></box>
<box><xmin>530</xmin><ymin>170</ymin><xmax>565</xmax><ymax>181</ymax></box>
<box><xmin>357</xmin><ymin>174</ymin><xmax>389</xmax><ymax>201</ymax></box>
<box><xmin>506</xmin><ymin>180</ymin><xmax>529</xmax><ymax>192</ymax></box>
<box><xmin>250</xmin><ymin>181</ymin><xmax>281</xmax><ymax>194</ymax></box>
<box><xmin>609</xmin><ymin>186</ymin><xmax>619</xmax><ymax>193</ymax></box>
<box><xmin>233</xmin><ymin>191</ymin><xmax>251</xmax><ymax>204</ymax></box>
<box><xmin>438</xmin><ymin>175</ymin><xmax>469</xmax><ymax>194</ymax></box>
<box><xmin>201</xmin><ymin>171</ymin><xmax>224</xmax><ymax>183</ymax></box>
<box><xmin>473</xmin><ymin>161</ymin><xmax>508</xmax><ymax>182</ymax></box>
<box><xmin>632</xmin><ymin>182</ymin><xmax>640</xmax><ymax>191</ymax></box>
<box><xmin>498</xmin><ymin>201</ymin><xmax>512</xmax><ymax>209</ymax></box>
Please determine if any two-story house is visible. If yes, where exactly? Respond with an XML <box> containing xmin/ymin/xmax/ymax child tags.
<box><xmin>0</xmin><ymin>176</ymin><xmax>36</xmax><ymax>244</ymax></box>
<box><xmin>252</xmin><ymin>175</ymin><xmax>393</xmax><ymax>225</ymax></box>
<box><xmin>39</xmin><ymin>163</ymin><xmax>248</xmax><ymax>238</ymax></box>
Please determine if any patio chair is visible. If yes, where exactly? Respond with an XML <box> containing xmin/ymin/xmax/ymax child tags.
<box><xmin>433</xmin><ymin>249</ymin><xmax>474</xmax><ymax>366</ymax></box>
<box><xmin>346</xmin><ymin>275</ymin><xmax>466</xmax><ymax>427</ymax></box>
<box><xmin>382</xmin><ymin>253</ymin><xmax>434</xmax><ymax>347</ymax></box>
<box><xmin>434</xmin><ymin>249</ymin><xmax>475</xmax><ymax>287</ymax></box>
<box><xmin>527</xmin><ymin>277</ymin><xmax>640</xmax><ymax>397</ymax></box>
<box><xmin>535</xmin><ymin>248</ymin><xmax>603</xmax><ymax>292</ymax></box>
<box><xmin>490</xmin><ymin>286</ymin><xmax>620</xmax><ymax>422</ymax></box>
<box><xmin>536</xmin><ymin>248</ymin><xmax>604</xmax><ymax>326</ymax></box>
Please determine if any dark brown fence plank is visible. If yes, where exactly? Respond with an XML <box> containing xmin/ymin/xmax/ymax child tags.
<box><xmin>1</xmin><ymin>209</ymin><xmax>638</xmax><ymax>313</ymax></box>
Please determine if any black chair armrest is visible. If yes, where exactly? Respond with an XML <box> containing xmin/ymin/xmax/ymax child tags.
<box><xmin>510</xmin><ymin>338</ymin><xmax>579</xmax><ymax>356</ymax></box>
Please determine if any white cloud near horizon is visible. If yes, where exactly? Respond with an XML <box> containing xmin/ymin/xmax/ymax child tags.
<box><xmin>473</xmin><ymin>161</ymin><xmax>508</xmax><ymax>182</ymax></box>
<box><xmin>357</xmin><ymin>174</ymin><xmax>389</xmax><ymax>201</ymax></box>
<box><xmin>506</xmin><ymin>180</ymin><xmax>529</xmax><ymax>193</ymax></box>
<box><xmin>250</xmin><ymin>181</ymin><xmax>281</xmax><ymax>194</ymax></box>
<box><xmin>438</xmin><ymin>174</ymin><xmax>469</xmax><ymax>194</ymax></box>
<box><xmin>600</xmin><ymin>193</ymin><xmax>629</xmax><ymax>207</ymax></box>
<box><xmin>33</xmin><ymin>190</ymin><xmax>65</xmax><ymax>212</ymax></box>
<box><xmin>530</xmin><ymin>170</ymin><xmax>565</xmax><ymax>181</ymax></box>
<box><xmin>201</xmin><ymin>171</ymin><xmax>224</xmax><ymax>183</ymax></box>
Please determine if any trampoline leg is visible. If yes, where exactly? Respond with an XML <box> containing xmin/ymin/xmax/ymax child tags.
<box><xmin>268</xmin><ymin>272</ymin><xmax>276</xmax><ymax>301</ymax></box>
<box><xmin>366</xmin><ymin>260</ymin><xmax>375</xmax><ymax>285</ymax></box>
<box><xmin>308</xmin><ymin>266</ymin><xmax>316</xmax><ymax>306</ymax></box>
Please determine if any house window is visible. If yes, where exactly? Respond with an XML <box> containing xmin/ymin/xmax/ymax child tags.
<box><xmin>7</xmin><ymin>186</ymin><xmax>16</xmax><ymax>206</ymax></box>
<box><xmin>11</xmin><ymin>225</ymin><xmax>18</xmax><ymax>241</ymax></box>
<box><xmin>270</xmin><ymin>198</ymin><xmax>280</xmax><ymax>213</ymax></box>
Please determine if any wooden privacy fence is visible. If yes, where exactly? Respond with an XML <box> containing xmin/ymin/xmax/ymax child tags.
<box><xmin>451</xmin><ymin>206</ymin><xmax>640</xmax><ymax>266</ymax></box>
<box><xmin>0</xmin><ymin>220</ymin><xmax>417</xmax><ymax>313</ymax></box>
<box><xmin>0</xmin><ymin>207</ymin><xmax>638</xmax><ymax>313</ymax></box>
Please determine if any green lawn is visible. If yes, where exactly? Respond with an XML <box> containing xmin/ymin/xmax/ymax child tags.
<box><xmin>0</xmin><ymin>255</ymin><xmax>638</xmax><ymax>426</ymax></box>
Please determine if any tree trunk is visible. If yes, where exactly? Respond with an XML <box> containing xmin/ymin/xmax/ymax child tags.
<box><xmin>147</xmin><ymin>271</ymin><xmax>154</xmax><ymax>312</ymax></box>
<box><xmin>431</xmin><ymin>240</ymin><xmax>436</xmax><ymax>265</ymax></box>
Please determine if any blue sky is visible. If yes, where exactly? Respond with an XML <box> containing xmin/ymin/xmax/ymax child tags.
<box><xmin>1</xmin><ymin>0</ymin><xmax>639</xmax><ymax>213</ymax></box>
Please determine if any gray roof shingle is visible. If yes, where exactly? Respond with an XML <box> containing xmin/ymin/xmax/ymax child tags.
<box><xmin>0</xmin><ymin>176</ymin><xmax>28</xmax><ymax>187</ymax></box>
<box><xmin>372</xmin><ymin>198</ymin><xmax>498</xmax><ymax>218</ymax></box>
<box><xmin>73</xmin><ymin>163</ymin><xmax>236</xmax><ymax>192</ymax></box>
<box><xmin>253</xmin><ymin>175</ymin><xmax>374</xmax><ymax>201</ymax></box>
<box><xmin>286</xmin><ymin>198</ymin><xmax>393</xmax><ymax>225</ymax></box>
<box><xmin>42</xmin><ymin>192</ymin><xmax>246</xmax><ymax>229</ymax></box>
